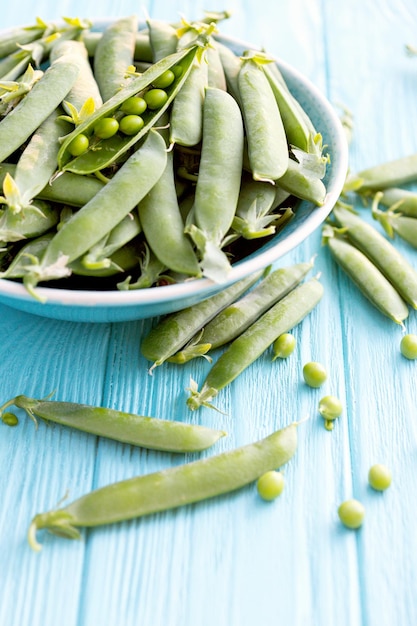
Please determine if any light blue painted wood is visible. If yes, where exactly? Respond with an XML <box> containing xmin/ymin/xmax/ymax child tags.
<box><xmin>1</xmin><ymin>1</ymin><xmax>417</xmax><ymax>625</ymax></box>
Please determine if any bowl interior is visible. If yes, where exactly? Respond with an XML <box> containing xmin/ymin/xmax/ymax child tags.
<box><xmin>0</xmin><ymin>23</ymin><xmax>349</xmax><ymax>323</ymax></box>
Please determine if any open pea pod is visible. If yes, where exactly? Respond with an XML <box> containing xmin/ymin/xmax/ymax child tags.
<box><xmin>57</xmin><ymin>44</ymin><xmax>202</xmax><ymax>174</ymax></box>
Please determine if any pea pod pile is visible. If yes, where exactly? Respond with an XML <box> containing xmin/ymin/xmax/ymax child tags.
<box><xmin>0</xmin><ymin>12</ymin><xmax>329</xmax><ymax>297</ymax></box>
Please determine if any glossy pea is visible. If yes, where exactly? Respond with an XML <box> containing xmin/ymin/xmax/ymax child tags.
<box><xmin>67</xmin><ymin>134</ymin><xmax>89</xmax><ymax>156</ymax></box>
<box><xmin>324</xmin><ymin>227</ymin><xmax>409</xmax><ymax>324</ymax></box>
<box><xmin>141</xmin><ymin>271</ymin><xmax>263</xmax><ymax>370</ymax></box>
<box><xmin>302</xmin><ymin>362</ymin><xmax>327</xmax><ymax>388</ymax></box>
<box><xmin>27</xmin><ymin>422</ymin><xmax>298</xmax><ymax>550</ymax></box>
<box><xmin>152</xmin><ymin>69</ymin><xmax>176</xmax><ymax>88</ymax></box>
<box><xmin>120</xmin><ymin>96</ymin><xmax>147</xmax><ymax>115</ymax></box>
<box><xmin>368</xmin><ymin>464</ymin><xmax>392</xmax><ymax>491</ymax></box>
<box><xmin>119</xmin><ymin>115</ymin><xmax>144</xmax><ymax>136</ymax></box>
<box><xmin>400</xmin><ymin>333</ymin><xmax>417</xmax><ymax>359</ymax></box>
<box><xmin>333</xmin><ymin>205</ymin><xmax>417</xmax><ymax>310</ymax></box>
<box><xmin>187</xmin><ymin>277</ymin><xmax>324</xmax><ymax>411</ymax></box>
<box><xmin>94</xmin><ymin>117</ymin><xmax>119</xmax><ymax>139</ymax></box>
<box><xmin>272</xmin><ymin>333</ymin><xmax>297</xmax><ymax>360</ymax></box>
<box><xmin>0</xmin><ymin>394</ymin><xmax>226</xmax><ymax>454</ymax></box>
<box><xmin>257</xmin><ymin>470</ymin><xmax>285</xmax><ymax>501</ymax></box>
<box><xmin>338</xmin><ymin>499</ymin><xmax>365</xmax><ymax>529</ymax></box>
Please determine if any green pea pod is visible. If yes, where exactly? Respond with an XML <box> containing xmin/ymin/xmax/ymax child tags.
<box><xmin>27</xmin><ymin>422</ymin><xmax>298</xmax><ymax>550</ymax></box>
<box><xmin>332</xmin><ymin>205</ymin><xmax>417</xmax><ymax>309</ymax></box>
<box><xmin>147</xmin><ymin>18</ymin><xmax>178</xmax><ymax>62</ymax></box>
<box><xmin>373</xmin><ymin>188</ymin><xmax>417</xmax><ymax>218</ymax></box>
<box><xmin>24</xmin><ymin>129</ymin><xmax>168</xmax><ymax>295</ymax></box>
<box><xmin>141</xmin><ymin>270</ymin><xmax>264</xmax><ymax>370</ymax></box>
<box><xmin>187</xmin><ymin>277</ymin><xmax>323</xmax><ymax>411</ymax></box>
<box><xmin>0</xmin><ymin>200</ymin><xmax>59</xmax><ymax>244</ymax></box>
<box><xmin>186</xmin><ymin>86</ymin><xmax>244</xmax><ymax>282</ymax></box>
<box><xmin>323</xmin><ymin>226</ymin><xmax>409</xmax><ymax>324</ymax></box>
<box><xmin>71</xmin><ymin>239</ymin><xmax>140</xmax><ymax>278</ymax></box>
<box><xmin>373</xmin><ymin>206</ymin><xmax>417</xmax><ymax>249</ymax></box>
<box><xmin>207</xmin><ymin>43</ymin><xmax>227</xmax><ymax>90</ymax></box>
<box><xmin>81</xmin><ymin>30</ymin><xmax>153</xmax><ymax>63</ymax></box>
<box><xmin>0</xmin><ymin>55</ymin><xmax>80</xmax><ymax>164</ymax></box>
<box><xmin>0</xmin><ymin>394</ymin><xmax>226</xmax><ymax>454</ymax></box>
<box><xmin>275</xmin><ymin>157</ymin><xmax>327</xmax><ymax>206</ymax></box>
<box><xmin>232</xmin><ymin>176</ymin><xmax>285</xmax><ymax>239</ymax></box>
<box><xmin>93</xmin><ymin>15</ymin><xmax>138</xmax><ymax>102</ymax></box>
<box><xmin>192</xmin><ymin>260</ymin><xmax>315</xmax><ymax>351</ymax></box>
<box><xmin>57</xmin><ymin>45</ymin><xmax>200</xmax><ymax>174</ymax></box>
<box><xmin>0</xmin><ymin>233</ymin><xmax>53</xmax><ymax>279</ymax></box>
<box><xmin>169</xmin><ymin>48</ymin><xmax>209</xmax><ymax>147</ymax></box>
<box><xmin>138</xmin><ymin>149</ymin><xmax>200</xmax><ymax>276</ymax></box>
<box><xmin>214</xmin><ymin>40</ymin><xmax>242</xmax><ymax>104</ymax></box>
<box><xmin>0</xmin><ymin>22</ymin><xmax>45</xmax><ymax>58</ymax></box>
<box><xmin>347</xmin><ymin>154</ymin><xmax>417</xmax><ymax>192</ymax></box>
<box><xmin>238</xmin><ymin>55</ymin><xmax>289</xmax><ymax>183</ymax></box>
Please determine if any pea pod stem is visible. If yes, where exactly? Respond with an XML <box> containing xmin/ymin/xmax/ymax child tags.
<box><xmin>0</xmin><ymin>394</ymin><xmax>226</xmax><ymax>454</ymax></box>
<box><xmin>187</xmin><ymin>276</ymin><xmax>324</xmax><ymax>411</ymax></box>
<box><xmin>28</xmin><ymin>422</ymin><xmax>298</xmax><ymax>551</ymax></box>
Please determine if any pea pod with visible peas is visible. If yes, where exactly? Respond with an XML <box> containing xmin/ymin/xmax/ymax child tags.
<box><xmin>141</xmin><ymin>270</ymin><xmax>264</xmax><ymax>370</ymax></box>
<box><xmin>187</xmin><ymin>276</ymin><xmax>324</xmax><ymax>411</ymax></box>
<box><xmin>27</xmin><ymin>421</ymin><xmax>298</xmax><ymax>551</ymax></box>
<box><xmin>332</xmin><ymin>204</ymin><xmax>417</xmax><ymax>309</ymax></box>
<box><xmin>22</xmin><ymin>129</ymin><xmax>168</xmax><ymax>296</ymax></box>
<box><xmin>322</xmin><ymin>224</ymin><xmax>409</xmax><ymax>325</ymax></box>
<box><xmin>57</xmin><ymin>44</ymin><xmax>200</xmax><ymax>174</ymax></box>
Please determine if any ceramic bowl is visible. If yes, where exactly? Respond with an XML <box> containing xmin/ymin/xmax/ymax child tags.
<box><xmin>0</xmin><ymin>25</ymin><xmax>348</xmax><ymax>323</ymax></box>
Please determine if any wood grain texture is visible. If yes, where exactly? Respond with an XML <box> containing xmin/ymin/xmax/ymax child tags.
<box><xmin>1</xmin><ymin>1</ymin><xmax>417</xmax><ymax>625</ymax></box>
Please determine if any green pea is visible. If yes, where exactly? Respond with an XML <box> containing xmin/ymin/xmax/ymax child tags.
<box><xmin>318</xmin><ymin>395</ymin><xmax>343</xmax><ymax>430</ymax></box>
<box><xmin>302</xmin><ymin>362</ymin><xmax>327</xmax><ymax>388</ymax></box>
<box><xmin>368</xmin><ymin>464</ymin><xmax>392</xmax><ymax>491</ymax></box>
<box><xmin>257</xmin><ymin>471</ymin><xmax>285</xmax><ymax>501</ymax></box>
<box><xmin>400</xmin><ymin>333</ymin><xmax>417</xmax><ymax>359</ymax></box>
<box><xmin>67</xmin><ymin>133</ymin><xmax>89</xmax><ymax>157</ymax></box>
<box><xmin>338</xmin><ymin>499</ymin><xmax>365</xmax><ymax>529</ymax></box>
<box><xmin>119</xmin><ymin>115</ymin><xmax>145</xmax><ymax>136</ymax></box>
<box><xmin>152</xmin><ymin>69</ymin><xmax>175</xmax><ymax>88</ymax></box>
<box><xmin>172</xmin><ymin>64</ymin><xmax>184</xmax><ymax>79</ymax></box>
<box><xmin>1</xmin><ymin>412</ymin><xmax>19</xmax><ymax>426</ymax></box>
<box><xmin>144</xmin><ymin>88</ymin><xmax>168</xmax><ymax>110</ymax></box>
<box><xmin>120</xmin><ymin>96</ymin><xmax>147</xmax><ymax>115</ymax></box>
<box><xmin>272</xmin><ymin>333</ymin><xmax>296</xmax><ymax>360</ymax></box>
<box><xmin>94</xmin><ymin>117</ymin><xmax>119</xmax><ymax>139</ymax></box>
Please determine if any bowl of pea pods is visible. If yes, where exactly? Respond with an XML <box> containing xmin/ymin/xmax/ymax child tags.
<box><xmin>0</xmin><ymin>13</ymin><xmax>349</xmax><ymax>322</ymax></box>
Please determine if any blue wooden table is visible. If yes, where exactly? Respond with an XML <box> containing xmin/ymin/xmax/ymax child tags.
<box><xmin>1</xmin><ymin>1</ymin><xmax>417</xmax><ymax>625</ymax></box>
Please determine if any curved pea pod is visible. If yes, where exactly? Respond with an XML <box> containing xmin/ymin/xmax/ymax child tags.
<box><xmin>332</xmin><ymin>205</ymin><xmax>417</xmax><ymax>309</ymax></box>
<box><xmin>0</xmin><ymin>54</ymin><xmax>80</xmax><ymax>164</ymax></box>
<box><xmin>27</xmin><ymin>421</ymin><xmax>297</xmax><ymax>550</ymax></box>
<box><xmin>169</xmin><ymin>48</ymin><xmax>209</xmax><ymax>147</ymax></box>
<box><xmin>373</xmin><ymin>188</ymin><xmax>417</xmax><ymax>218</ymax></box>
<box><xmin>57</xmin><ymin>45</ymin><xmax>200</xmax><ymax>174</ymax></box>
<box><xmin>0</xmin><ymin>394</ymin><xmax>226</xmax><ymax>454</ymax></box>
<box><xmin>23</xmin><ymin>130</ymin><xmax>168</xmax><ymax>295</ymax></box>
<box><xmin>323</xmin><ymin>226</ymin><xmax>409</xmax><ymax>324</ymax></box>
<box><xmin>93</xmin><ymin>15</ymin><xmax>138</xmax><ymax>102</ymax></box>
<box><xmin>138</xmin><ymin>149</ymin><xmax>200</xmax><ymax>276</ymax></box>
<box><xmin>187</xmin><ymin>277</ymin><xmax>324</xmax><ymax>411</ymax></box>
<box><xmin>140</xmin><ymin>270</ymin><xmax>264</xmax><ymax>370</ymax></box>
<box><xmin>347</xmin><ymin>154</ymin><xmax>417</xmax><ymax>192</ymax></box>
<box><xmin>0</xmin><ymin>200</ymin><xmax>59</xmax><ymax>244</ymax></box>
<box><xmin>238</xmin><ymin>55</ymin><xmax>289</xmax><ymax>183</ymax></box>
<box><xmin>0</xmin><ymin>22</ymin><xmax>45</xmax><ymax>58</ymax></box>
<box><xmin>186</xmin><ymin>86</ymin><xmax>244</xmax><ymax>282</ymax></box>
<box><xmin>37</xmin><ymin>171</ymin><xmax>105</xmax><ymax>207</ymax></box>
<box><xmin>263</xmin><ymin>63</ymin><xmax>312</xmax><ymax>152</ymax></box>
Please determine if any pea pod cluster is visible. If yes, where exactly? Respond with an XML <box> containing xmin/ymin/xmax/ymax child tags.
<box><xmin>0</xmin><ymin>12</ymin><xmax>329</xmax><ymax>297</ymax></box>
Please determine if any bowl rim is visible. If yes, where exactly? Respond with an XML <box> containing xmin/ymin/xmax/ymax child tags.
<box><xmin>0</xmin><ymin>24</ymin><xmax>349</xmax><ymax>308</ymax></box>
